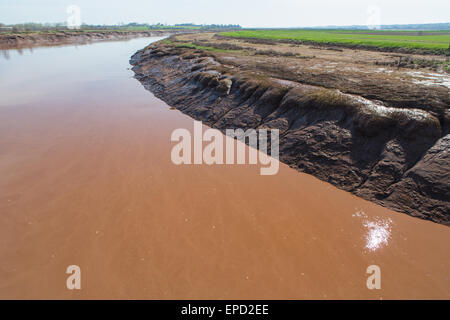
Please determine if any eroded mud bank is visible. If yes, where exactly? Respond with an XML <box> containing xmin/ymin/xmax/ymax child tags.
<box><xmin>130</xmin><ymin>42</ymin><xmax>449</xmax><ymax>226</ymax></box>
<box><xmin>0</xmin><ymin>30</ymin><xmax>179</xmax><ymax>50</ymax></box>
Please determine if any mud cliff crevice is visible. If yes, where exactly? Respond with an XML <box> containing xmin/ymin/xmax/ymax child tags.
<box><xmin>130</xmin><ymin>43</ymin><xmax>449</xmax><ymax>226</ymax></box>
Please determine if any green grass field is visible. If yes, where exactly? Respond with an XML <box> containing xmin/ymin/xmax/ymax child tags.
<box><xmin>221</xmin><ymin>29</ymin><xmax>450</xmax><ymax>52</ymax></box>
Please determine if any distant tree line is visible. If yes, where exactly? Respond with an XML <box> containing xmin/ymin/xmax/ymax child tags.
<box><xmin>0</xmin><ymin>22</ymin><xmax>242</xmax><ymax>32</ymax></box>
<box><xmin>174</xmin><ymin>23</ymin><xmax>242</xmax><ymax>29</ymax></box>
<box><xmin>0</xmin><ymin>22</ymin><xmax>66</xmax><ymax>32</ymax></box>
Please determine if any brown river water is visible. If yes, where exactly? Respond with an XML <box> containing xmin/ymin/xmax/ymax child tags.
<box><xmin>0</xmin><ymin>37</ymin><xmax>448</xmax><ymax>299</ymax></box>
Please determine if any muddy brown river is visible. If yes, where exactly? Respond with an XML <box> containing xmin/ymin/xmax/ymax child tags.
<box><xmin>0</xmin><ymin>37</ymin><xmax>448</xmax><ymax>299</ymax></box>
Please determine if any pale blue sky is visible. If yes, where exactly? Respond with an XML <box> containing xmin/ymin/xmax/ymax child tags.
<box><xmin>0</xmin><ymin>0</ymin><xmax>449</xmax><ymax>27</ymax></box>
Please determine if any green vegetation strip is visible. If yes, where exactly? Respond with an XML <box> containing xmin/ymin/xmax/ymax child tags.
<box><xmin>162</xmin><ymin>39</ymin><xmax>241</xmax><ymax>53</ymax></box>
<box><xmin>221</xmin><ymin>29</ymin><xmax>450</xmax><ymax>51</ymax></box>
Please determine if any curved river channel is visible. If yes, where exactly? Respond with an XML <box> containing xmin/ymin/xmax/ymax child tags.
<box><xmin>0</xmin><ymin>37</ymin><xmax>449</xmax><ymax>299</ymax></box>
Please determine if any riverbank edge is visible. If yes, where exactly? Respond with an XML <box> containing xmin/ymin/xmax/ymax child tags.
<box><xmin>0</xmin><ymin>30</ymin><xmax>187</xmax><ymax>50</ymax></box>
<box><xmin>130</xmin><ymin>41</ymin><xmax>449</xmax><ymax>226</ymax></box>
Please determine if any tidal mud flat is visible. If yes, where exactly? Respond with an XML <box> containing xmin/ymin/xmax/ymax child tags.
<box><xmin>131</xmin><ymin>33</ymin><xmax>450</xmax><ymax>225</ymax></box>
<box><xmin>0</xmin><ymin>30</ymin><xmax>184</xmax><ymax>50</ymax></box>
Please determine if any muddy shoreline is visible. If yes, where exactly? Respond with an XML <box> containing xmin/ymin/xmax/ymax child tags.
<box><xmin>130</xmin><ymin>36</ymin><xmax>449</xmax><ymax>226</ymax></box>
<box><xmin>0</xmin><ymin>30</ymin><xmax>183</xmax><ymax>50</ymax></box>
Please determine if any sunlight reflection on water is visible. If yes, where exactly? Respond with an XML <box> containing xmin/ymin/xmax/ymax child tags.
<box><xmin>363</xmin><ymin>218</ymin><xmax>393</xmax><ymax>251</ymax></box>
<box><xmin>353</xmin><ymin>209</ymin><xmax>393</xmax><ymax>252</ymax></box>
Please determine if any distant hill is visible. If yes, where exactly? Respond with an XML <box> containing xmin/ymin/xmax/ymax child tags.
<box><xmin>305</xmin><ymin>22</ymin><xmax>450</xmax><ymax>31</ymax></box>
